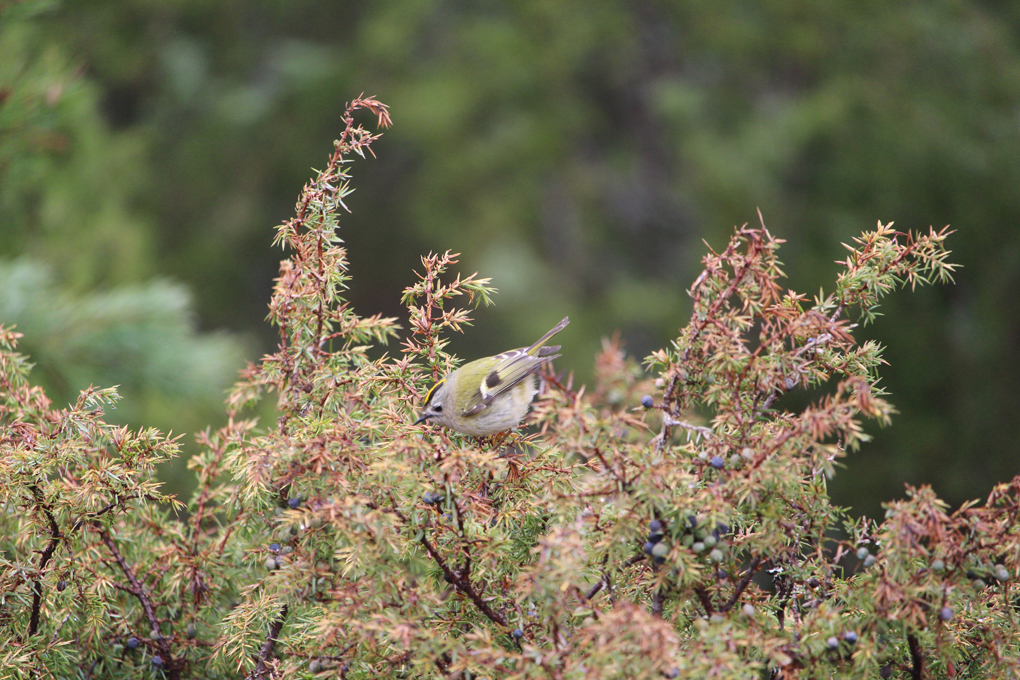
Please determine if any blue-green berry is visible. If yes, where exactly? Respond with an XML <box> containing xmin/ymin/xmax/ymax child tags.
<box><xmin>940</xmin><ymin>606</ymin><xmax>953</xmax><ymax>621</ymax></box>
<box><xmin>512</xmin><ymin>628</ymin><xmax>523</xmax><ymax>639</ymax></box>
<box><xmin>856</xmin><ymin>547</ymin><xmax>870</xmax><ymax>560</ymax></box>
<box><xmin>288</xmin><ymin>497</ymin><xmax>300</xmax><ymax>509</ymax></box>
<box><xmin>152</xmin><ymin>656</ymin><xmax>163</xmax><ymax>667</ymax></box>
<box><xmin>126</xmin><ymin>637</ymin><xmax>139</xmax><ymax>650</ymax></box>
<box><xmin>843</xmin><ymin>631</ymin><xmax>858</xmax><ymax>644</ymax></box>
<box><xmin>641</xmin><ymin>395</ymin><xmax>654</xmax><ymax>409</ymax></box>
<box><xmin>269</xmin><ymin>543</ymin><xmax>280</xmax><ymax>552</ymax></box>
<box><xmin>710</xmin><ymin>456</ymin><xmax>724</xmax><ymax>469</ymax></box>
<box><xmin>826</xmin><ymin>636</ymin><xmax>840</xmax><ymax>650</ymax></box>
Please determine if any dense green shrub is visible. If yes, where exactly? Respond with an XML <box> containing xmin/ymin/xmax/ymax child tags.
<box><xmin>3</xmin><ymin>98</ymin><xmax>1013</xmax><ymax>680</ymax></box>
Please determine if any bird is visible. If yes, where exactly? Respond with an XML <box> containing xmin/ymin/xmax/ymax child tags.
<box><xmin>414</xmin><ymin>317</ymin><xmax>569</xmax><ymax>436</ymax></box>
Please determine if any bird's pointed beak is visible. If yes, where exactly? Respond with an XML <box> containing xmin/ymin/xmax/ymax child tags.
<box><xmin>413</xmin><ymin>414</ymin><xmax>429</xmax><ymax>426</ymax></box>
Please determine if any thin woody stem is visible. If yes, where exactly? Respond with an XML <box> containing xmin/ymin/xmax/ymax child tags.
<box><xmin>721</xmin><ymin>556</ymin><xmax>763</xmax><ymax>613</ymax></box>
<box><xmin>27</xmin><ymin>485</ymin><xmax>61</xmax><ymax>638</ymax></box>
<box><xmin>908</xmin><ymin>634</ymin><xmax>924</xmax><ymax>680</ymax></box>
<box><xmin>248</xmin><ymin>604</ymin><xmax>290</xmax><ymax>680</ymax></box>
<box><xmin>379</xmin><ymin>496</ymin><xmax>509</xmax><ymax>630</ymax></box>
<box><xmin>419</xmin><ymin>532</ymin><xmax>509</xmax><ymax>628</ymax></box>
<box><xmin>100</xmin><ymin>530</ymin><xmax>178</xmax><ymax>679</ymax></box>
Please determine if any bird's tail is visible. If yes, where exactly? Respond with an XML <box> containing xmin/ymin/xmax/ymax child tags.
<box><xmin>527</xmin><ymin>316</ymin><xmax>570</xmax><ymax>357</ymax></box>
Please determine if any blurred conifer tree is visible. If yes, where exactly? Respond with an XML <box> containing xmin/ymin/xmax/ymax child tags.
<box><xmin>0</xmin><ymin>0</ymin><xmax>246</xmax><ymax>497</ymax></box>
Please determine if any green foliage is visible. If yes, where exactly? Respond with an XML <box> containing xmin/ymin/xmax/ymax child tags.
<box><xmin>0</xmin><ymin>259</ymin><xmax>245</xmax><ymax>427</ymax></box>
<box><xmin>0</xmin><ymin>0</ymin><xmax>155</xmax><ymax>288</ymax></box>
<box><xmin>3</xmin><ymin>101</ymin><xmax>1014</xmax><ymax>679</ymax></box>
<box><xmin>0</xmin><ymin>3</ymin><xmax>249</xmax><ymax>496</ymax></box>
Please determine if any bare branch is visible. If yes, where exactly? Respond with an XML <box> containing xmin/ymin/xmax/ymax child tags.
<box><xmin>721</xmin><ymin>556</ymin><xmax>763</xmax><ymax>613</ymax></box>
<box><xmin>419</xmin><ymin>531</ymin><xmax>508</xmax><ymax>628</ymax></box>
<box><xmin>27</xmin><ymin>485</ymin><xmax>61</xmax><ymax>638</ymax></box>
<box><xmin>908</xmin><ymin>634</ymin><xmax>924</xmax><ymax>680</ymax></box>
<box><xmin>248</xmin><ymin>604</ymin><xmax>290</xmax><ymax>680</ymax></box>
<box><xmin>100</xmin><ymin>530</ymin><xmax>178</xmax><ymax>680</ymax></box>
<box><xmin>693</xmin><ymin>586</ymin><xmax>715</xmax><ymax>617</ymax></box>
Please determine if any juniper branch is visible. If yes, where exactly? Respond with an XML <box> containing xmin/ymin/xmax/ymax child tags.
<box><xmin>419</xmin><ymin>531</ymin><xmax>508</xmax><ymax>628</ymax></box>
<box><xmin>248</xmin><ymin>604</ymin><xmax>289</xmax><ymax>680</ymax></box>
<box><xmin>100</xmin><ymin>530</ymin><xmax>178</xmax><ymax>679</ymax></box>
<box><xmin>27</xmin><ymin>485</ymin><xmax>61</xmax><ymax>638</ymax></box>
<box><xmin>908</xmin><ymin>634</ymin><xmax>924</xmax><ymax>680</ymax></box>
<box><xmin>721</xmin><ymin>556</ymin><xmax>763</xmax><ymax>613</ymax></box>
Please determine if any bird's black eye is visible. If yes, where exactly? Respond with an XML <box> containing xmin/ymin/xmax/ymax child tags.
<box><xmin>433</xmin><ymin>405</ymin><xmax>443</xmax><ymax>413</ymax></box>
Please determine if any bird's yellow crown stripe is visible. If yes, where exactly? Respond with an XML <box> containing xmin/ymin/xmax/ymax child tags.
<box><xmin>424</xmin><ymin>378</ymin><xmax>446</xmax><ymax>405</ymax></box>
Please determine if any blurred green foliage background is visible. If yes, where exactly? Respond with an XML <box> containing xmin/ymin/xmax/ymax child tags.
<box><xmin>2</xmin><ymin>0</ymin><xmax>1018</xmax><ymax>517</ymax></box>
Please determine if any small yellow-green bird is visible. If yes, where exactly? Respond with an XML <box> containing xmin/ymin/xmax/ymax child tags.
<box><xmin>414</xmin><ymin>317</ymin><xmax>569</xmax><ymax>436</ymax></box>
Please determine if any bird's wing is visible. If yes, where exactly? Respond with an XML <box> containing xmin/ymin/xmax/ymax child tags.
<box><xmin>460</xmin><ymin>347</ymin><xmax>560</xmax><ymax>417</ymax></box>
